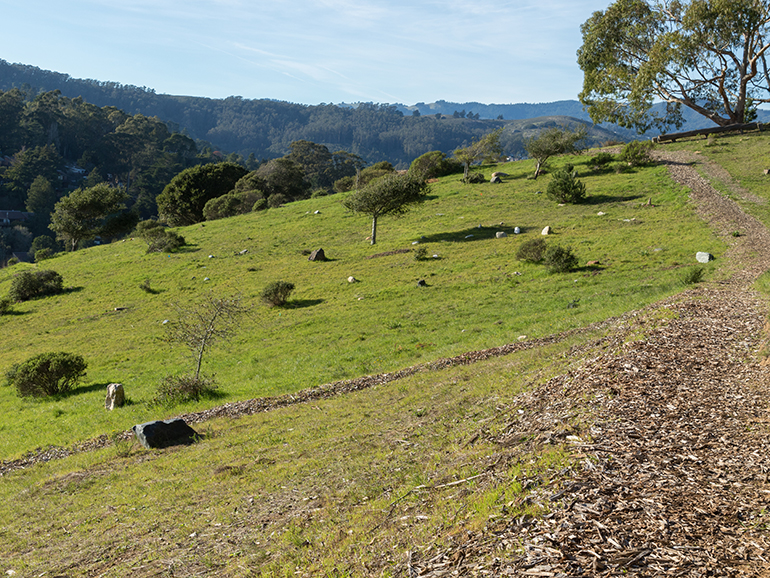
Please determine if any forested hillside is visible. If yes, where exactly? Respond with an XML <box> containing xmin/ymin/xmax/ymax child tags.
<box><xmin>0</xmin><ymin>59</ymin><xmax>626</xmax><ymax>167</ymax></box>
<box><xmin>0</xmin><ymin>88</ymin><xmax>224</xmax><ymax>223</ymax></box>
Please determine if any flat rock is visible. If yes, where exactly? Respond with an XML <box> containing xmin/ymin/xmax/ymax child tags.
<box><xmin>132</xmin><ymin>418</ymin><xmax>199</xmax><ymax>449</ymax></box>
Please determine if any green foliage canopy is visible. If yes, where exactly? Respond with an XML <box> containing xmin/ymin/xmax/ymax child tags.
<box><xmin>453</xmin><ymin>128</ymin><xmax>504</xmax><ymax>178</ymax></box>
<box><xmin>8</xmin><ymin>269</ymin><xmax>63</xmax><ymax>302</ymax></box>
<box><xmin>5</xmin><ymin>352</ymin><xmax>87</xmax><ymax>398</ymax></box>
<box><xmin>49</xmin><ymin>184</ymin><xmax>135</xmax><ymax>251</ymax></box>
<box><xmin>156</xmin><ymin>162</ymin><xmax>248</xmax><ymax>226</ymax></box>
<box><xmin>342</xmin><ymin>173</ymin><xmax>429</xmax><ymax>244</ymax></box>
<box><xmin>578</xmin><ymin>0</ymin><xmax>770</xmax><ymax>132</ymax></box>
<box><xmin>524</xmin><ymin>126</ymin><xmax>587</xmax><ymax>178</ymax></box>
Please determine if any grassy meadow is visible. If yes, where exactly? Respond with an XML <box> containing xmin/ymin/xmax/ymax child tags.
<box><xmin>0</xmin><ymin>150</ymin><xmax>725</xmax><ymax>461</ymax></box>
<box><xmin>4</xmin><ymin>132</ymin><xmax>763</xmax><ymax>576</ymax></box>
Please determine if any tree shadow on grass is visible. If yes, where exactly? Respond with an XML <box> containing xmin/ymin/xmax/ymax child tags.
<box><xmin>0</xmin><ymin>309</ymin><xmax>28</xmax><ymax>317</ymax></box>
<box><xmin>584</xmin><ymin>193</ymin><xmax>646</xmax><ymax>205</ymax></box>
<box><xmin>418</xmin><ymin>226</ymin><xmax>523</xmax><ymax>243</ymax></box>
<box><xmin>284</xmin><ymin>299</ymin><xmax>324</xmax><ymax>309</ymax></box>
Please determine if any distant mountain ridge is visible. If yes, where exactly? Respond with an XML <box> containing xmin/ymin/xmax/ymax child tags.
<box><xmin>4</xmin><ymin>58</ymin><xmax>742</xmax><ymax>167</ymax></box>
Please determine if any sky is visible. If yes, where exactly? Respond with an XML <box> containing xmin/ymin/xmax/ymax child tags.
<box><xmin>1</xmin><ymin>0</ymin><xmax>611</xmax><ymax>106</ymax></box>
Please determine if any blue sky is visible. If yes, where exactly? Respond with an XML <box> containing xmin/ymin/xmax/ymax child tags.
<box><xmin>1</xmin><ymin>0</ymin><xmax>610</xmax><ymax>105</ymax></box>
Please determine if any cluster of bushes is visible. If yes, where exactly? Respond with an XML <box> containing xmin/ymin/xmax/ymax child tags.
<box><xmin>588</xmin><ymin>141</ymin><xmax>655</xmax><ymax>174</ymax></box>
<box><xmin>333</xmin><ymin>161</ymin><xmax>398</xmax><ymax>193</ymax></box>
<box><xmin>516</xmin><ymin>238</ymin><xmax>579</xmax><ymax>273</ymax></box>
<box><xmin>408</xmin><ymin>151</ymin><xmax>463</xmax><ymax>180</ymax></box>
<box><xmin>203</xmin><ymin>191</ymin><xmax>267</xmax><ymax>221</ymax></box>
<box><xmin>135</xmin><ymin>220</ymin><xmax>186</xmax><ymax>253</ymax></box>
<box><xmin>8</xmin><ymin>269</ymin><xmax>64</xmax><ymax>302</ymax></box>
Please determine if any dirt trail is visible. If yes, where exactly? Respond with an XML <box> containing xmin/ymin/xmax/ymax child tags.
<box><xmin>401</xmin><ymin>150</ymin><xmax>770</xmax><ymax>577</ymax></box>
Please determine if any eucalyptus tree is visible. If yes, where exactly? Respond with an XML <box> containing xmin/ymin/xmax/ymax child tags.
<box><xmin>578</xmin><ymin>0</ymin><xmax>770</xmax><ymax>132</ymax></box>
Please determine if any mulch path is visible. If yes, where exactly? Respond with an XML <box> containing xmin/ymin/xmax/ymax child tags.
<box><xmin>395</xmin><ymin>149</ymin><xmax>770</xmax><ymax>577</ymax></box>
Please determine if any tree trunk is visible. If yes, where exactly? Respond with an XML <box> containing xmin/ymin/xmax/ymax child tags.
<box><xmin>371</xmin><ymin>216</ymin><xmax>377</xmax><ymax>245</ymax></box>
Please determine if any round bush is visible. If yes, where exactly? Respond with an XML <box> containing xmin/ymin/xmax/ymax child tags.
<box><xmin>34</xmin><ymin>248</ymin><xmax>54</xmax><ymax>262</ymax></box>
<box><xmin>6</xmin><ymin>352</ymin><xmax>87</xmax><ymax>397</ymax></box>
<box><xmin>267</xmin><ymin>193</ymin><xmax>287</xmax><ymax>208</ymax></box>
<box><xmin>136</xmin><ymin>220</ymin><xmax>186</xmax><ymax>253</ymax></box>
<box><xmin>462</xmin><ymin>172</ymin><xmax>486</xmax><ymax>184</ymax></box>
<box><xmin>9</xmin><ymin>269</ymin><xmax>64</xmax><ymax>302</ymax></box>
<box><xmin>544</xmin><ymin>245</ymin><xmax>579</xmax><ymax>273</ymax></box>
<box><xmin>516</xmin><ymin>238</ymin><xmax>547</xmax><ymax>262</ymax></box>
<box><xmin>546</xmin><ymin>165</ymin><xmax>587</xmax><ymax>204</ymax></box>
<box><xmin>261</xmin><ymin>280</ymin><xmax>295</xmax><ymax>307</ymax></box>
<box><xmin>0</xmin><ymin>297</ymin><xmax>13</xmax><ymax>315</ymax></box>
<box><xmin>619</xmin><ymin>140</ymin><xmax>654</xmax><ymax>166</ymax></box>
<box><xmin>590</xmin><ymin>152</ymin><xmax>614</xmax><ymax>167</ymax></box>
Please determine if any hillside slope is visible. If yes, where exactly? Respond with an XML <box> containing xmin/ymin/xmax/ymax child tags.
<box><xmin>1</xmin><ymin>138</ymin><xmax>769</xmax><ymax>576</ymax></box>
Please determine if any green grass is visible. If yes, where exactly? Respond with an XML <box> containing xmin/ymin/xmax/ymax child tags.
<box><xmin>1</xmin><ymin>133</ymin><xmax>764</xmax><ymax>576</ymax></box>
<box><xmin>0</xmin><ymin>331</ymin><xmax>594</xmax><ymax>577</ymax></box>
<box><xmin>667</xmin><ymin>129</ymin><xmax>770</xmax><ymax>227</ymax></box>
<box><xmin>0</xmin><ymin>152</ymin><xmax>723</xmax><ymax>460</ymax></box>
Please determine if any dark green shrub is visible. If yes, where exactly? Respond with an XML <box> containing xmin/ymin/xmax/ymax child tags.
<box><xmin>267</xmin><ymin>193</ymin><xmax>287</xmax><ymax>208</ymax></box>
<box><xmin>30</xmin><ymin>235</ymin><xmax>58</xmax><ymax>255</ymax></box>
<box><xmin>0</xmin><ymin>297</ymin><xmax>13</xmax><ymax>315</ymax></box>
<box><xmin>516</xmin><ymin>238</ymin><xmax>547</xmax><ymax>262</ymax></box>
<box><xmin>261</xmin><ymin>281</ymin><xmax>295</xmax><ymax>307</ymax></box>
<box><xmin>34</xmin><ymin>248</ymin><xmax>54</xmax><ymax>262</ymax></box>
<box><xmin>414</xmin><ymin>246</ymin><xmax>428</xmax><ymax>261</ymax></box>
<box><xmin>462</xmin><ymin>172</ymin><xmax>486</xmax><ymax>184</ymax></box>
<box><xmin>590</xmin><ymin>152</ymin><xmax>614</xmax><ymax>167</ymax></box>
<box><xmin>409</xmin><ymin>151</ymin><xmax>463</xmax><ymax>180</ymax></box>
<box><xmin>619</xmin><ymin>140</ymin><xmax>654</xmax><ymax>166</ymax></box>
<box><xmin>5</xmin><ymin>352</ymin><xmax>87</xmax><ymax>397</ymax></box>
<box><xmin>203</xmin><ymin>194</ymin><xmax>241</xmax><ymax>221</ymax></box>
<box><xmin>252</xmin><ymin>198</ymin><xmax>268</xmax><ymax>212</ymax></box>
<box><xmin>136</xmin><ymin>220</ymin><xmax>186</xmax><ymax>253</ymax></box>
<box><xmin>546</xmin><ymin>165</ymin><xmax>587</xmax><ymax>203</ymax></box>
<box><xmin>9</xmin><ymin>269</ymin><xmax>64</xmax><ymax>302</ymax></box>
<box><xmin>544</xmin><ymin>245</ymin><xmax>579</xmax><ymax>273</ymax></box>
<box><xmin>681</xmin><ymin>267</ymin><xmax>705</xmax><ymax>285</ymax></box>
<box><xmin>333</xmin><ymin>175</ymin><xmax>355</xmax><ymax>193</ymax></box>
<box><xmin>203</xmin><ymin>191</ymin><xmax>264</xmax><ymax>221</ymax></box>
<box><xmin>154</xmin><ymin>374</ymin><xmax>218</xmax><ymax>406</ymax></box>
<box><xmin>6</xmin><ymin>257</ymin><xmax>19</xmax><ymax>267</ymax></box>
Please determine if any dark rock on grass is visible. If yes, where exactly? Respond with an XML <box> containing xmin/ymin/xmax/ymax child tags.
<box><xmin>132</xmin><ymin>418</ymin><xmax>200</xmax><ymax>449</ymax></box>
